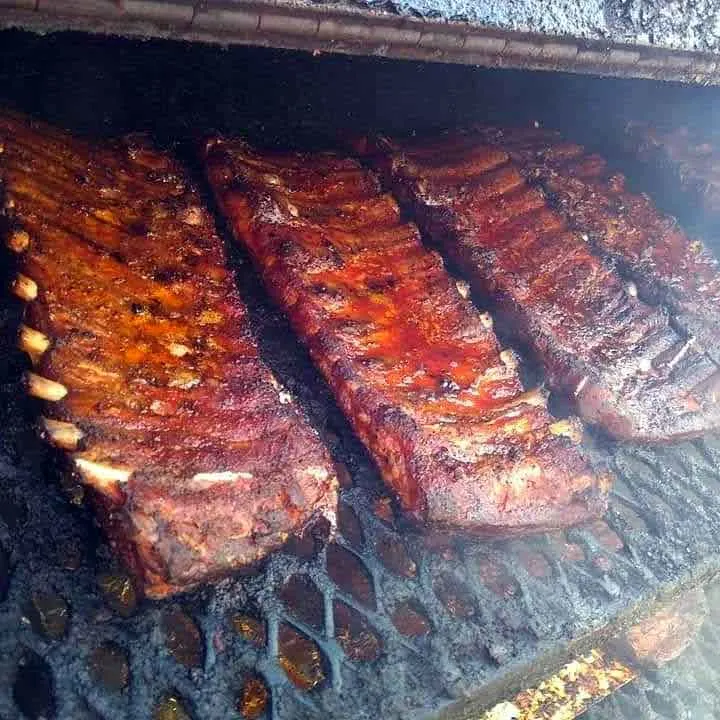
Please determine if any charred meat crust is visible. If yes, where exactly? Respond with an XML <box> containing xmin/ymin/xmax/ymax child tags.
<box><xmin>203</xmin><ymin>137</ymin><xmax>611</xmax><ymax>536</ymax></box>
<box><xmin>364</xmin><ymin>131</ymin><xmax>720</xmax><ymax>442</ymax></box>
<box><xmin>0</xmin><ymin>111</ymin><xmax>338</xmax><ymax>598</ymax></box>
<box><xmin>623</xmin><ymin>122</ymin><xmax>720</xmax><ymax>233</ymax></box>
<box><xmin>477</xmin><ymin>125</ymin><xmax>720</xmax><ymax>370</ymax></box>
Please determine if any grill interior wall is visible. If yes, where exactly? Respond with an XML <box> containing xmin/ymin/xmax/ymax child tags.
<box><xmin>3</xmin><ymin>28</ymin><xmax>720</xmax><ymax>720</ymax></box>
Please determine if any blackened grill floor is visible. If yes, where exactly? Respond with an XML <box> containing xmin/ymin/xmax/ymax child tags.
<box><xmin>2</xmin><ymin>236</ymin><xmax>720</xmax><ymax>720</ymax></box>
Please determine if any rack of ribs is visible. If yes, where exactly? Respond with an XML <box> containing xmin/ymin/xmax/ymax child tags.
<box><xmin>623</xmin><ymin>122</ymin><xmax>720</xmax><ymax>232</ymax></box>
<box><xmin>203</xmin><ymin>137</ymin><xmax>610</xmax><ymax>535</ymax></box>
<box><xmin>360</xmin><ymin>132</ymin><xmax>720</xmax><ymax>442</ymax></box>
<box><xmin>473</xmin><ymin>126</ymin><xmax>720</xmax><ymax>369</ymax></box>
<box><xmin>0</xmin><ymin>110</ymin><xmax>338</xmax><ymax>598</ymax></box>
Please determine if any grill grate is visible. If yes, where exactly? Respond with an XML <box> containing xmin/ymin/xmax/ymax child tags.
<box><xmin>2</xmin><ymin>241</ymin><xmax>720</xmax><ymax>720</ymax></box>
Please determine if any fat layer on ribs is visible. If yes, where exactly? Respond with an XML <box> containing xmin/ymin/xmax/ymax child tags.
<box><xmin>202</xmin><ymin>136</ymin><xmax>610</xmax><ymax>536</ymax></box>
<box><xmin>361</xmin><ymin>131</ymin><xmax>720</xmax><ymax>442</ymax></box>
<box><xmin>474</xmin><ymin>126</ymin><xmax>720</xmax><ymax>369</ymax></box>
<box><xmin>0</xmin><ymin>110</ymin><xmax>338</xmax><ymax>598</ymax></box>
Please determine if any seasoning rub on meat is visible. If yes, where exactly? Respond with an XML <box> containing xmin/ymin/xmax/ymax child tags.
<box><xmin>203</xmin><ymin>137</ymin><xmax>610</xmax><ymax>536</ymax></box>
<box><xmin>480</xmin><ymin>125</ymin><xmax>720</xmax><ymax>369</ymax></box>
<box><xmin>623</xmin><ymin>122</ymin><xmax>720</xmax><ymax>233</ymax></box>
<box><xmin>1</xmin><ymin>111</ymin><xmax>338</xmax><ymax>598</ymax></box>
<box><xmin>363</xmin><ymin>130</ymin><xmax>720</xmax><ymax>441</ymax></box>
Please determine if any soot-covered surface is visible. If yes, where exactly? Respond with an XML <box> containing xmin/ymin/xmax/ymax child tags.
<box><xmin>2</xmin><ymin>31</ymin><xmax>720</xmax><ymax>720</ymax></box>
<box><xmin>347</xmin><ymin>0</ymin><xmax>720</xmax><ymax>54</ymax></box>
<box><xmin>4</xmin><ymin>0</ymin><xmax>720</xmax><ymax>59</ymax></box>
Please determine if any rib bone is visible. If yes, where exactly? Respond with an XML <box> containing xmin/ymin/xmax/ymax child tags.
<box><xmin>18</xmin><ymin>324</ymin><xmax>50</xmax><ymax>361</ymax></box>
<box><xmin>11</xmin><ymin>273</ymin><xmax>38</xmax><ymax>301</ymax></box>
<box><xmin>26</xmin><ymin>372</ymin><xmax>68</xmax><ymax>401</ymax></box>
<box><xmin>74</xmin><ymin>457</ymin><xmax>132</xmax><ymax>491</ymax></box>
<box><xmin>7</xmin><ymin>229</ymin><xmax>29</xmax><ymax>252</ymax></box>
<box><xmin>41</xmin><ymin>417</ymin><xmax>84</xmax><ymax>450</ymax></box>
<box><xmin>479</xmin><ymin>312</ymin><xmax>494</xmax><ymax>329</ymax></box>
<box><xmin>549</xmin><ymin>418</ymin><xmax>584</xmax><ymax>444</ymax></box>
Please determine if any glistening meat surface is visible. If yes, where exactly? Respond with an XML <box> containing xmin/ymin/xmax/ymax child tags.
<box><xmin>363</xmin><ymin>132</ymin><xmax>720</xmax><ymax>441</ymax></box>
<box><xmin>478</xmin><ymin>126</ymin><xmax>720</xmax><ymax>368</ymax></box>
<box><xmin>203</xmin><ymin>137</ymin><xmax>610</xmax><ymax>535</ymax></box>
<box><xmin>623</xmin><ymin>122</ymin><xmax>720</xmax><ymax>232</ymax></box>
<box><xmin>0</xmin><ymin>111</ymin><xmax>338</xmax><ymax>598</ymax></box>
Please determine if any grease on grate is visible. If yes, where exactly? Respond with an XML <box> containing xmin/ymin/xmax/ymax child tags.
<box><xmin>391</xmin><ymin>599</ymin><xmax>433</xmax><ymax>637</ymax></box>
<box><xmin>153</xmin><ymin>693</ymin><xmax>193</xmax><ymax>720</ymax></box>
<box><xmin>161</xmin><ymin>607</ymin><xmax>204</xmax><ymax>669</ymax></box>
<box><xmin>278</xmin><ymin>623</ymin><xmax>328</xmax><ymax>690</ymax></box>
<box><xmin>375</xmin><ymin>533</ymin><xmax>417</xmax><ymax>578</ymax></box>
<box><xmin>97</xmin><ymin>571</ymin><xmax>138</xmax><ymax>618</ymax></box>
<box><xmin>22</xmin><ymin>592</ymin><xmax>69</xmax><ymax>640</ymax></box>
<box><xmin>231</xmin><ymin>613</ymin><xmax>267</xmax><ymax>648</ymax></box>
<box><xmin>238</xmin><ymin>676</ymin><xmax>270</xmax><ymax>719</ymax></box>
<box><xmin>334</xmin><ymin>600</ymin><xmax>383</xmax><ymax>661</ymax></box>
<box><xmin>88</xmin><ymin>642</ymin><xmax>130</xmax><ymax>692</ymax></box>
<box><xmin>326</xmin><ymin>543</ymin><xmax>376</xmax><ymax>609</ymax></box>
<box><xmin>279</xmin><ymin>574</ymin><xmax>325</xmax><ymax>631</ymax></box>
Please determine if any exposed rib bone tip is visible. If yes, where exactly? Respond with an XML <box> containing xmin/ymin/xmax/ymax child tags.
<box><xmin>521</xmin><ymin>387</ymin><xmax>547</xmax><ymax>407</ymax></box>
<box><xmin>7</xmin><ymin>229</ymin><xmax>29</xmax><ymax>252</ymax></box>
<box><xmin>18</xmin><ymin>324</ymin><xmax>50</xmax><ymax>361</ymax></box>
<box><xmin>41</xmin><ymin>417</ymin><xmax>84</xmax><ymax>450</ymax></box>
<box><xmin>12</xmin><ymin>274</ymin><xmax>38</xmax><ymax>301</ymax></box>
<box><xmin>499</xmin><ymin>349</ymin><xmax>519</xmax><ymax>369</ymax></box>
<box><xmin>574</xmin><ymin>375</ymin><xmax>589</xmax><ymax>397</ymax></box>
<box><xmin>549</xmin><ymin>418</ymin><xmax>584</xmax><ymax>444</ymax></box>
<box><xmin>667</xmin><ymin>337</ymin><xmax>695</xmax><ymax>371</ymax></box>
<box><xmin>455</xmin><ymin>280</ymin><xmax>471</xmax><ymax>300</ymax></box>
<box><xmin>284</xmin><ymin>200</ymin><xmax>299</xmax><ymax>218</ymax></box>
<box><xmin>168</xmin><ymin>342</ymin><xmax>192</xmax><ymax>357</ymax></box>
<box><xmin>626</xmin><ymin>281</ymin><xmax>638</xmax><ymax>298</ymax></box>
<box><xmin>263</xmin><ymin>173</ymin><xmax>282</xmax><ymax>186</ymax></box>
<box><xmin>74</xmin><ymin>457</ymin><xmax>132</xmax><ymax>489</ymax></box>
<box><xmin>26</xmin><ymin>372</ymin><xmax>68</xmax><ymax>401</ymax></box>
<box><xmin>478</xmin><ymin>311</ymin><xmax>494</xmax><ymax>329</ymax></box>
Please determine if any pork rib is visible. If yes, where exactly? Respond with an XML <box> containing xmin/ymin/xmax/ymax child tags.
<box><xmin>623</xmin><ymin>122</ymin><xmax>720</xmax><ymax>232</ymax></box>
<box><xmin>474</xmin><ymin>126</ymin><xmax>720</xmax><ymax>369</ymax></box>
<box><xmin>0</xmin><ymin>111</ymin><xmax>338</xmax><ymax>598</ymax></box>
<box><xmin>362</xmin><ymin>132</ymin><xmax>720</xmax><ymax>441</ymax></box>
<box><xmin>203</xmin><ymin>136</ymin><xmax>610</xmax><ymax>535</ymax></box>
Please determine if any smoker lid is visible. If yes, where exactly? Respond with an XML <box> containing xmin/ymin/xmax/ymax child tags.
<box><xmin>1</xmin><ymin>0</ymin><xmax>720</xmax><ymax>85</ymax></box>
